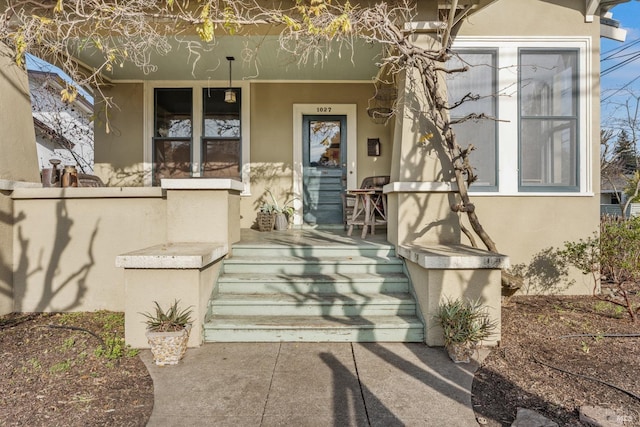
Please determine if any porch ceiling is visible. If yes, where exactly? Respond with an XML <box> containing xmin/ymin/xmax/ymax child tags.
<box><xmin>75</xmin><ymin>35</ymin><xmax>382</xmax><ymax>82</ymax></box>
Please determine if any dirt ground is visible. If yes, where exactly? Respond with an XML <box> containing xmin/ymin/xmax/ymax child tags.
<box><xmin>472</xmin><ymin>295</ymin><xmax>640</xmax><ymax>426</ymax></box>
<box><xmin>1</xmin><ymin>295</ymin><xmax>639</xmax><ymax>426</ymax></box>
<box><xmin>0</xmin><ymin>312</ymin><xmax>153</xmax><ymax>427</ymax></box>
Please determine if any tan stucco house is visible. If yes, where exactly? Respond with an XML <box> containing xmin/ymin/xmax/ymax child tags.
<box><xmin>0</xmin><ymin>0</ymin><xmax>628</xmax><ymax>347</ymax></box>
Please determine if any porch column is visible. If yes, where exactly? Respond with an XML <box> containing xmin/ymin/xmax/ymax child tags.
<box><xmin>387</xmin><ymin>32</ymin><xmax>460</xmax><ymax>247</ymax></box>
<box><xmin>117</xmin><ymin>242</ymin><xmax>227</xmax><ymax>348</ymax></box>
<box><xmin>162</xmin><ymin>178</ymin><xmax>243</xmax><ymax>246</ymax></box>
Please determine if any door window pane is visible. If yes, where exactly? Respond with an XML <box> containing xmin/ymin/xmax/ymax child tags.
<box><xmin>308</xmin><ymin>120</ymin><xmax>342</xmax><ymax>168</ymax></box>
<box><xmin>520</xmin><ymin>50</ymin><xmax>578</xmax><ymax>190</ymax></box>
<box><xmin>153</xmin><ymin>88</ymin><xmax>192</xmax><ymax>185</ymax></box>
<box><xmin>202</xmin><ymin>88</ymin><xmax>241</xmax><ymax>179</ymax></box>
<box><xmin>447</xmin><ymin>51</ymin><xmax>497</xmax><ymax>190</ymax></box>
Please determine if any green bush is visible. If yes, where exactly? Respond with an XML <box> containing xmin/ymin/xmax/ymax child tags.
<box><xmin>558</xmin><ymin>216</ymin><xmax>640</xmax><ymax>321</ymax></box>
<box><xmin>434</xmin><ymin>298</ymin><xmax>497</xmax><ymax>345</ymax></box>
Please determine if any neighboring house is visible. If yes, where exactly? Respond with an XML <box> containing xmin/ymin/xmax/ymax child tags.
<box><xmin>600</xmin><ymin>175</ymin><xmax>640</xmax><ymax>217</ymax></box>
<box><xmin>28</xmin><ymin>70</ymin><xmax>94</xmax><ymax>174</ymax></box>
<box><xmin>0</xmin><ymin>1</ymin><xmax>631</xmax><ymax>347</ymax></box>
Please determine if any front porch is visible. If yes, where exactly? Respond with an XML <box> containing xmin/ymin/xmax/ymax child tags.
<box><xmin>4</xmin><ymin>179</ymin><xmax>505</xmax><ymax>348</ymax></box>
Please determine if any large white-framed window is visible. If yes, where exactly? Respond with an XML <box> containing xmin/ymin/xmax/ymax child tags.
<box><xmin>451</xmin><ymin>37</ymin><xmax>592</xmax><ymax>196</ymax></box>
<box><xmin>144</xmin><ymin>80</ymin><xmax>251</xmax><ymax>193</ymax></box>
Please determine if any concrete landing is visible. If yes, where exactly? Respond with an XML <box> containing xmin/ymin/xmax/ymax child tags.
<box><xmin>141</xmin><ymin>342</ymin><xmax>487</xmax><ymax>426</ymax></box>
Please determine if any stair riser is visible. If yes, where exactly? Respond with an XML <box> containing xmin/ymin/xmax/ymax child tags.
<box><xmin>204</xmin><ymin>327</ymin><xmax>424</xmax><ymax>343</ymax></box>
<box><xmin>223</xmin><ymin>263</ymin><xmax>403</xmax><ymax>275</ymax></box>
<box><xmin>231</xmin><ymin>247</ymin><xmax>396</xmax><ymax>258</ymax></box>
<box><xmin>210</xmin><ymin>304</ymin><xmax>417</xmax><ymax>317</ymax></box>
<box><xmin>217</xmin><ymin>281</ymin><xmax>409</xmax><ymax>294</ymax></box>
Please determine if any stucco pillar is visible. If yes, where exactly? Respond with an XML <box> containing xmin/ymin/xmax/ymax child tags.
<box><xmin>0</xmin><ymin>188</ymin><xmax>13</xmax><ymax>315</ymax></box>
<box><xmin>386</xmin><ymin>33</ymin><xmax>460</xmax><ymax>247</ymax></box>
<box><xmin>162</xmin><ymin>179</ymin><xmax>243</xmax><ymax>245</ymax></box>
<box><xmin>117</xmin><ymin>243</ymin><xmax>227</xmax><ymax>348</ymax></box>
<box><xmin>0</xmin><ymin>44</ymin><xmax>40</xmax><ymax>184</ymax></box>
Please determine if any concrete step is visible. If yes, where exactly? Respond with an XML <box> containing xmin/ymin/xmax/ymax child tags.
<box><xmin>231</xmin><ymin>244</ymin><xmax>396</xmax><ymax>258</ymax></box>
<box><xmin>222</xmin><ymin>256</ymin><xmax>404</xmax><ymax>275</ymax></box>
<box><xmin>209</xmin><ymin>292</ymin><xmax>416</xmax><ymax>316</ymax></box>
<box><xmin>216</xmin><ymin>272</ymin><xmax>410</xmax><ymax>294</ymax></box>
<box><xmin>203</xmin><ymin>315</ymin><xmax>424</xmax><ymax>342</ymax></box>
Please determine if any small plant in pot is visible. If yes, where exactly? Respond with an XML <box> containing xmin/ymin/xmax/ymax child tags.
<box><xmin>141</xmin><ymin>300</ymin><xmax>193</xmax><ymax>366</ymax></box>
<box><xmin>434</xmin><ymin>297</ymin><xmax>497</xmax><ymax>363</ymax></box>
<box><xmin>264</xmin><ymin>189</ymin><xmax>296</xmax><ymax>231</ymax></box>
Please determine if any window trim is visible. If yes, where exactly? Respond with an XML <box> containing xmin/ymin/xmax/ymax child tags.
<box><xmin>451</xmin><ymin>37</ymin><xmax>592</xmax><ymax>196</ymax></box>
<box><xmin>144</xmin><ymin>80</ymin><xmax>251</xmax><ymax>194</ymax></box>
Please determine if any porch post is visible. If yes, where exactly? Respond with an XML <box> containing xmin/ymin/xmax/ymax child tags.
<box><xmin>161</xmin><ymin>178</ymin><xmax>243</xmax><ymax>245</ymax></box>
<box><xmin>386</xmin><ymin>32</ymin><xmax>460</xmax><ymax>247</ymax></box>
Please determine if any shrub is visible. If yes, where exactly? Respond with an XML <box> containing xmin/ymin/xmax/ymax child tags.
<box><xmin>434</xmin><ymin>298</ymin><xmax>497</xmax><ymax>345</ymax></box>
<box><xmin>558</xmin><ymin>217</ymin><xmax>640</xmax><ymax>321</ymax></box>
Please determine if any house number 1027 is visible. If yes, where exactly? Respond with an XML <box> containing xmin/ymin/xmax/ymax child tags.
<box><xmin>317</xmin><ymin>107</ymin><xmax>332</xmax><ymax>113</ymax></box>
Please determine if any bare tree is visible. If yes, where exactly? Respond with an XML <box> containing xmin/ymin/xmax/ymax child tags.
<box><xmin>0</xmin><ymin>0</ymin><xmax>499</xmax><ymax>252</ymax></box>
<box><xmin>602</xmin><ymin>90</ymin><xmax>640</xmax><ymax>218</ymax></box>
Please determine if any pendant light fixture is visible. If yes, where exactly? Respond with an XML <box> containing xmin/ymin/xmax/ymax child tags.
<box><xmin>224</xmin><ymin>56</ymin><xmax>236</xmax><ymax>104</ymax></box>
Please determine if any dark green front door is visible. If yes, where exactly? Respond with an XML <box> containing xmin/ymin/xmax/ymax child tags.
<box><xmin>302</xmin><ymin>115</ymin><xmax>347</xmax><ymax>225</ymax></box>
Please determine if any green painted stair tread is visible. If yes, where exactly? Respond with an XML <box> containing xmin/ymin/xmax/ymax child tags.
<box><xmin>210</xmin><ymin>292</ymin><xmax>415</xmax><ymax>306</ymax></box>
<box><xmin>216</xmin><ymin>272</ymin><xmax>409</xmax><ymax>283</ymax></box>
<box><xmin>223</xmin><ymin>256</ymin><xmax>403</xmax><ymax>264</ymax></box>
<box><xmin>204</xmin><ymin>314</ymin><xmax>423</xmax><ymax>329</ymax></box>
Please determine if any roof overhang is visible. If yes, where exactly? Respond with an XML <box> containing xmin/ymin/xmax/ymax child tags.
<box><xmin>586</xmin><ymin>0</ymin><xmax>634</xmax><ymax>22</ymax></box>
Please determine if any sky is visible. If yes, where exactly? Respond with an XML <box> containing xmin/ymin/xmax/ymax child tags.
<box><xmin>600</xmin><ymin>1</ymin><xmax>640</xmax><ymax>125</ymax></box>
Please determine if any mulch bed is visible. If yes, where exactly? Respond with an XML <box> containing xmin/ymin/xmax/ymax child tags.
<box><xmin>0</xmin><ymin>312</ymin><xmax>153</xmax><ymax>427</ymax></box>
<box><xmin>472</xmin><ymin>295</ymin><xmax>640</xmax><ymax>426</ymax></box>
<box><xmin>2</xmin><ymin>296</ymin><xmax>639</xmax><ymax>426</ymax></box>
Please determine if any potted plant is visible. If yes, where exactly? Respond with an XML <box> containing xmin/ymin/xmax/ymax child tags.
<box><xmin>141</xmin><ymin>300</ymin><xmax>193</xmax><ymax>366</ymax></box>
<box><xmin>434</xmin><ymin>298</ymin><xmax>497</xmax><ymax>363</ymax></box>
<box><xmin>263</xmin><ymin>189</ymin><xmax>296</xmax><ymax>231</ymax></box>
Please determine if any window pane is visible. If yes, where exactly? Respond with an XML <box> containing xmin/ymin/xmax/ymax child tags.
<box><xmin>153</xmin><ymin>140</ymin><xmax>191</xmax><ymax>185</ymax></box>
<box><xmin>452</xmin><ymin>120</ymin><xmax>496</xmax><ymax>187</ymax></box>
<box><xmin>203</xmin><ymin>88</ymin><xmax>241</xmax><ymax>137</ymax></box>
<box><xmin>521</xmin><ymin>119</ymin><xmax>576</xmax><ymax>187</ymax></box>
<box><xmin>447</xmin><ymin>52</ymin><xmax>495</xmax><ymax>116</ymax></box>
<box><xmin>202</xmin><ymin>88</ymin><xmax>241</xmax><ymax>178</ymax></box>
<box><xmin>520</xmin><ymin>50</ymin><xmax>578</xmax><ymax>191</ymax></box>
<box><xmin>155</xmin><ymin>88</ymin><xmax>192</xmax><ymax>137</ymax></box>
<box><xmin>308</xmin><ymin>120</ymin><xmax>342</xmax><ymax>168</ymax></box>
<box><xmin>520</xmin><ymin>52</ymin><xmax>577</xmax><ymax>117</ymax></box>
<box><xmin>447</xmin><ymin>51</ymin><xmax>497</xmax><ymax>189</ymax></box>
<box><xmin>202</xmin><ymin>139</ymin><xmax>240</xmax><ymax>179</ymax></box>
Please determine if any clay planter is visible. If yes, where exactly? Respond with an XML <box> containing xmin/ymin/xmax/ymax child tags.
<box><xmin>146</xmin><ymin>324</ymin><xmax>191</xmax><ymax>366</ymax></box>
<box><xmin>445</xmin><ymin>341</ymin><xmax>474</xmax><ymax>364</ymax></box>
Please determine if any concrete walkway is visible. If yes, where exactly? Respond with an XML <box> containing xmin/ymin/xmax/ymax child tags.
<box><xmin>140</xmin><ymin>343</ymin><xmax>486</xmax><ymax>426</ymax></box>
